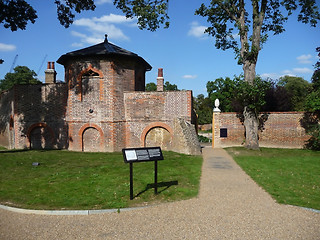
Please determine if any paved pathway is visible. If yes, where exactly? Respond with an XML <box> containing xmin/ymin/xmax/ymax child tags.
<box><xmin>1</xmin><ymin>147</ymin><xmax>319</xmax><ymax>239</ymax></box>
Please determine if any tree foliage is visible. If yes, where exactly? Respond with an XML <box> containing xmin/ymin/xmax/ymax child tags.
<box><xmin>145</xmin><ymin>81</ymin><xmax>178</xmax><ymax>91</ymax></box>
<box><xmin>263</xmin><ymin>82</ymin><xmax>292</xmax><ymax>112</ymax></box>
<box><xmin>0</xmin><ymin>66</ymin><xmax>41</xmax><ymax>91</ymax></box>
<box><xmin>0</xmin><ymin>0</ymin><xmax>95</xmax><ymax>31</ymax></box>
<box><xmin>303</xmin><ymin>47</ymin><xmax>320</xmax><ymax>150</ymax></box>
<box><xmin>278</xmin><ymin>76</ymin><xmax>311</xmax><ymax>111</ymax></box>
<box><xmin>206</xmin><ymin>75</ymin><xmax>310</xmax><ymax>113</ymax></box>
<box><xmin>193</xmin><ymin>94</ymin><xmax>213</xmax><ymax>125</ymax></box>
<box><xmin>193</xmin><ymin>0</ymin><xmax>319</xmax><ymax>149</ymax></box>
<box><xmin>113</xmin><ymin>0</ymin><xmax>170</xmax><ymax>31</ymax></box>
<box><xmin>195</xmin><ymin>1</ymin><xmax>320</xmax><ymax>85</ymax></box>
<box><xmin>145</xmin><ymin>82</ymin><xmax>157</xmax><ymax>91</ymax></box>
<box><xmin>234</xmin><ymin>76</ymin><xmax>272</xmax><ymax>117</ymax></box>
<box><xmin>0</xmin><ymin>0</ymin><xmax>37</xmax><ymax>31</ymax></box>
<box><xmin>207</xmin><ymin>77</ymin><xmax>237</xmax><ymax>112</ymax></box>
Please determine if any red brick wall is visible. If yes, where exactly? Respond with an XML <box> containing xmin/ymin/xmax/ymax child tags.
<box><xmin>213</xmin><ymin>112</ymin><xmax>311</xmax><ymax>148</ymax></box>
<box><xmin>0</xmin><ymin>90</ymin><xmax>14</xmax><ymax>148</ymax></box>
<box><xmin>0</xmin><ymin>56</ymin><xmax>199</xmax><ymax>154</ymax></box>
<box><xmin>124</xmin><ymin>91</ymin><xmax>193</xmax><ymax>149</ymax></box>
<box><xmin>0</xmin><ymin>84</ymin><xmax>68</xmax><ymax>149</ymax></box>
<box><xmin>65</xmin><ymin>57</ymin><xmax>147</xmax><ymax>152</ymax></box>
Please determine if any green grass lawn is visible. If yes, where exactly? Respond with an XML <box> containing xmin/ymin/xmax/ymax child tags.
<box><xmin>0</xmin><ymin>149</ymin><xmax>202</xmax><ymax>210</ymax></box>
<box><xmin>226</xmin><ymin>147</ymin><xmax>320</xmax><ymax>210</ymax></box>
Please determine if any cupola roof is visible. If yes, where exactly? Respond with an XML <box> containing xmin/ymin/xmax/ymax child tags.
<box><xmin>57</xmin><ymin>34</ymin><xmax>152</xmax><ymax>71</ymax></box>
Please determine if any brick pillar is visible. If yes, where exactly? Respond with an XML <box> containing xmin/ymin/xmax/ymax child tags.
<box><xmin>157</xmin><ymin>68</ymin><xmax>164</xmax><ymax>92</ymax></box>
<box><xmin>45</xmin><ymin>62</ymin><xmax>56</xmax><ymax>84</ymax></box>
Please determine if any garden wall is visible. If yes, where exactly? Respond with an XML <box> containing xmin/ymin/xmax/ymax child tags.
<box><xmin>212</xmin><ymin>112</ymin><xmax>310</xmax><ymax>148</ymax></box>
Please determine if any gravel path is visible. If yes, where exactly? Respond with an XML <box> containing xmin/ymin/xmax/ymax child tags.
<box><xmin>0</xmin><ymin>147</ymin><xmax>319</xmax><ymax>239</ymax></box>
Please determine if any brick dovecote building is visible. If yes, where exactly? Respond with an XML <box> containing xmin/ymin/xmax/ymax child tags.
<box><xmin>0</xmin><ymin>35</ymin><xmax>201</xmax><ymax>155</ymax></box>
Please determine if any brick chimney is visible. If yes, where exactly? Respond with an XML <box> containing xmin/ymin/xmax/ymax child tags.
<box><xmin>45</xmin><ymin>62</ymin><xmax>56</xmax><ymax>84</ymax></box>
<box><xmin>157</xmin><ymin>68</ymin><xmax>164</xmax><ymax>91</ymax></box>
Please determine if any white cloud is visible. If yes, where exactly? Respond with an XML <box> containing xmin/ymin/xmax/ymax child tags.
<box><xmin>182</xmin><ymin>75</ymin><xmax>197</xmax><ymax>79</ymax></box>
<box><xmin>0</xmin><ymin>43</ymin><xmax>16</xmax><ymax>52</ymax></box>
<box><xmin>188</xmin><ymin>21</ymin><xmax>207</xmax><ymax>39</ymax></box>
<box><xmin>95</xmin><ymin>0</ymin><xmax>112</xmax><ymax>4</ymax></box>
<box><xmin>260</xmin><ymin>73</ymin><xmax>282</xmax><ymax>80</ymax></box>
<box><xmin>296</xmin><ymin>54</ymin><xmax>313</xmax><ymax>64</ymax></box>
<box><xmin>93</xmin><ymin>14</ymin><xmax>134</xmax><ymax>24</ymax></box>
<box><xmin>71</xmin><ymin>42</ymin><xmax>84</xmax><ymax>48</ymax></box>
<box><xmin>71</xmin><ymin>31</ymin><xmax>103</xmax><ymax>45</ymax></box>
<box><xmin>292</xmin><ymin>67</ymin><xmax>313</xmax><ymax>74</ymax></box>
<box><xmin>71</xmin><ymin>14</ymin><xmax>134</xmax><ymax>46</ymax></box>
<box><xmin>71</xmin><ymin>31</ymin><xmax>86</xmax><ymax>38</ymax></box>
<box><xmin>261</xmin><ymin>67</ymin><xmax>313</xmax><ymax>80</ymax></box>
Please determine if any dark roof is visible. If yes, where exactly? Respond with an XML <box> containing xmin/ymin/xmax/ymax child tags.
<box><xmin>57</xmin><ymin>35</ymin><xmax>152</xmax><ymax>71</ymax></box>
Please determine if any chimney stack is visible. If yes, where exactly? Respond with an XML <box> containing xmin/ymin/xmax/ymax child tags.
<box><xmin>45</xmin><ymin>61</ymin><xmax>56</xmax><ymax>84</ymax></box>
<box><xmin>157</xmin><ymin>68</ymin><xmax>164</xmax><ymax>91</ymax></box>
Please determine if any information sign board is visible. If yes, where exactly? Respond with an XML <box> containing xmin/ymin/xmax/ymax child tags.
<box><xmin>122</xmin><ymin>147</ymin><xmax>164</xmax><ymax>200</ymax></box>
<box><xmin>122</xmin><ymin>147</ymin><xmax>164</xmax><ymax>163</ymax></box>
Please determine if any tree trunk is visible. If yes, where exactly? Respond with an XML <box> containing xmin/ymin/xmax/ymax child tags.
<box><xmin>238</xmin><ymin>0</ymin><xmax>264</xmax><ymax>150</ymax></box>
<box><xmin>243</xmin><ymin>106</ymin><xmax>259</xmax><ymax>150</ymax></box>
<box><xmin>243</xmin><ymin>61</ymin><xmax>259</xmax><ymax>149</ymax></box>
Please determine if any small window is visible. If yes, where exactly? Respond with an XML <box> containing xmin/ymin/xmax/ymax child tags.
<box><xmin>9</xmin><ymin>117</ymin><xmax>14</xmax><ymax>130</ymax></box>
<box><xmin>220</xmin><ymin>128</ymin><xmax>227</xmax><ymax>138</ymax></box>
<box><xmin>82</xmin><ymin>69</ymin><xmax>99</xmax><ymax>77</ymax></box>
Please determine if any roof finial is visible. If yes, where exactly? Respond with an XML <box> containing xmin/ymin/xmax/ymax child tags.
<box><xmin>104</xmin><ymin>34</ymin><xmax>108</xmax><ymax>43</ymax></box>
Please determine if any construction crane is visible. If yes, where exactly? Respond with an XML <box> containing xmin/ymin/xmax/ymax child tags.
<box><xmin>9</xmin><ymin>54</ymin><xmax>18</xmax><ymax>73</ymax></box>
<box><xmin>37</xmin><ymin>54</ymin><xmax>48</xmax><ymax>76</ymax></box>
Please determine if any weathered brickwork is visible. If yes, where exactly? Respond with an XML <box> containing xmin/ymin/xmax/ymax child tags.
<box><xmin>213</xmin><ymin>112</ymin><xmax>312</xmax><ymax>148</ymax></box>
<box><xmin>62</xmin><ymin>55</ymin><xmax>148</xmax><ymax>152</ymax></box>
<box><xmin>173</xmin><ymin>118</ymin><xmax>201</xmax><ymax>155</ymax></box>
<box><xmin>0</xmin><ymin>89</ymin><xmax>14</xmax><ymax>148</ymax></box>
<box><xmin>123</xmin><ymin>91</ymin><xmax>201</xmax><ymax>154</ymax></box>
<box><xmin>0</xmin><ymin>38</ymin><xmax>201</xmax><ymax>155</ymax></box>
<box><xmin>0</xmin><ymin>84</ymin><xmax>68</xmax><ymax>149</ymax></box>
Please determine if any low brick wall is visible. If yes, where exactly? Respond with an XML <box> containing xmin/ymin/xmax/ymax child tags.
<box><xmin>213</xmin><ymin>112</ymin><xmax>310</xmax><ymax>148</ymax></box>
<box><xmin>124</xmin><ymin>91</ymin><xmax>201</xmax><ymax>155</ymax></box>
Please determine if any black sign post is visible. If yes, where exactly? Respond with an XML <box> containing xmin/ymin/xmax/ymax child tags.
<box><xmin>122</xmin><ymin>147</ymin><xmax>164</xmax><ymax>200</ymax></box>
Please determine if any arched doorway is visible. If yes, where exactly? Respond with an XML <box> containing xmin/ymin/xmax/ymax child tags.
<box><xmin>29</xmin><ymin>126</ymin><xmax>54</xmax><ymax>149</ymax></box>
<box><xmin>145</xmin><ymin>127</ymin><xmax>172</xmax><ymax>150</ymax></box>
<box><xmin>82</xmin><ymin>127</ymin><xmax>101</xmax><ymax>152</ymax></box>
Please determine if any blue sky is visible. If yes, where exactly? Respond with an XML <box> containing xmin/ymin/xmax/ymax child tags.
<box><xmin>0</xmin><ymin>0</ymin><xmax>319</xmax><ymax>97</ymax></box>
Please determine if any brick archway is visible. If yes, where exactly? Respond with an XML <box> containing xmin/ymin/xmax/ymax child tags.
<box><xmin>27</xmin><ymin>123</ymin><xmax>55</xmax><ymax>149</ymax></box>
<box><xmin>79</xmin><ymin>123</ymin><xmax>104</xmax><ymax>152</ymax></box>
<box><xmin>141</xmin><ymin>122</ymin><xmax>173</xmax><ymax>148</ymax></box>
<box><xmin>76</xmin><ymin>65</ymin><xmax>104</xmax><ymax>101</ymax></box>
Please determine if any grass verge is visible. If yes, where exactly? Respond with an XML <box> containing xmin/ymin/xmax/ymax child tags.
<box><xmin>226</xmin><ymin>147</ymin><xmax>320</xmax><ymax>210</ymax></box>
<box><xmin>0</xmin><ymin>149</ymin><xmax>202</xmax><ymax>210</ymax></box>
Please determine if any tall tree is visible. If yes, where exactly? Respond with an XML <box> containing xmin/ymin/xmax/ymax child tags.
<box><xmin>207</xmin><ymin>77</ymin><xmax>237</xmax><ymax>112</ymax></box>
<box><xmin>278</xmin><ymin>76</ymin><xmax>311</xmax><ymax>111</ymax></box>
<box><xmin>0</xmin><ymin>66</ymin><xmax>41</xmax><ymax>91</ymax></box>
<box><xmin>303</xmin><ymin>48</ymin><xmax>320</xmax><ymax>150</ymax></box>
<box><xmin>193</xmin><ymin>94</ymin><xmax>213</xmax><ymax>125</ymax></box>
<box><xmin>305</xmin><ymin>47</ymin><xmax>320</xmax><ymax>113</ymax></box>
<box><xmin>113</xmin><ymin>0</ymin><xmax>319</xmax><ymax>149</ymax></box>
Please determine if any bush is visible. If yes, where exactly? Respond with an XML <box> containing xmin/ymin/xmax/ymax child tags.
<box><xmin>301</xmin><ymin>112</ymin><xmax>320</xmax><ymax>151</ymax></box>
<box><xmin>198</xmin><ymin>135</ymin><xmax>211</xmax><ymax>143</ymax></box>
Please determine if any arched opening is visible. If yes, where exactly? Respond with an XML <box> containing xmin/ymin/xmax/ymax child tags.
<box><xmin>76</xmin><ymin>65</ymin><xmax>104</xmax><ymax>101</ymax></box>
<box><xmin>9</xmin><ymin>116</ymin><xmax>14</xmax><ymax>130</ymax></box>
<box><xmin>145</xmin><ymin>127</ymin><xmax>172</xmax><ymax>151</ymax></box>
<box><xmin>29</xmin><ymin>126</ymin><xmax>54</xmax><ymax>149</ymax></box>
<box><xmin>82</xmin><ymin>127</ymin><xmax>101</xmax><ymax>152</ymax></box>
<box><xmin>82</xmin><ymin>70</ymin><xmax>100</xmax><ymax>102</ymax></box>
